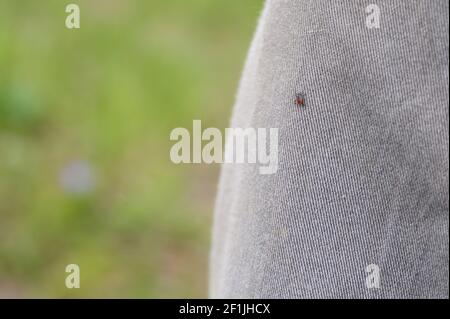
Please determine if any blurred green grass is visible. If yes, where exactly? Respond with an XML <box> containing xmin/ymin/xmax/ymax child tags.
<box><xmin>0</xmin><ymin>0</ymin><xmax>263</xmax><ymax>297</ymax></box>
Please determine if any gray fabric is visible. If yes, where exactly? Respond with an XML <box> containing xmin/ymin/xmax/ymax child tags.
<box><xmin>210</xmin><ymin>0</ymin><xmax>449</xmax><ymax>298</ymax></box>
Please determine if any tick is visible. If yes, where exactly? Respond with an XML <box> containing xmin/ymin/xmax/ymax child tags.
<box><xmin>295</xmin><ymin>93</ymin><xmax>305</xmax><ymax>107</ymax></box>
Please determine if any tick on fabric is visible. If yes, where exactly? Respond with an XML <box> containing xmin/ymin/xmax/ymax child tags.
<box><xmin>295</xmin><ymin>93</ymin><xmax>305</xmax><ymax>107</ymax></box>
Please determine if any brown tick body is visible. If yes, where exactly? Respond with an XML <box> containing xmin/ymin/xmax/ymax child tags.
<box><xmin>295</xmin><ymin>93</ymin><xmax>305</xmax><ymax>107</ymax></box>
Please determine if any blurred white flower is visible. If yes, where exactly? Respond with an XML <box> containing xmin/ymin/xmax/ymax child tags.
<box><xmin>59</xmin><ymin>160</ymin><xmax>95</xmax><ymax>195</ymax></box>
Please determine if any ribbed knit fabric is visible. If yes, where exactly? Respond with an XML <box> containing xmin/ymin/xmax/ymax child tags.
<box><xmin>209</xmin><ymin>0</ymin><xmax>449</xmax><ymax>298</ymax></box>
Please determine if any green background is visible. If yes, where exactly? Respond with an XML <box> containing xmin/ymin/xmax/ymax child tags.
<box><xmin>0</xmin><ymin>0</ymin><xmax>263</xmax><ymax>298</ymax></box>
